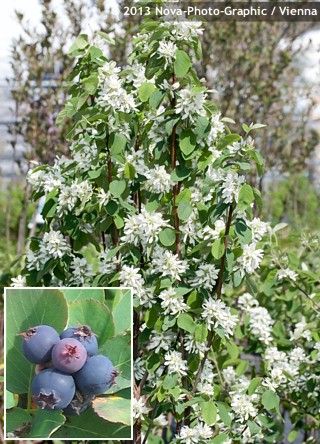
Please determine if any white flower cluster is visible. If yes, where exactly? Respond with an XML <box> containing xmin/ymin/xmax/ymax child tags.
<box><xmin>70</xmin><ymin>139</ymin><xmax>98</xmax><ymax>172</ymax></box>
<box><xmin>97</xmin><ymin>61</ymin><xmax>137</xmax><ymax>113</ymax></box>
<box><xmin>277</xmin><ymin>267</ymin><xmax>298</xmax><ymax>282</ymax></box>
<box><xmin>197</xmin><ymin>361</ymin><xmax>215</xmax><ymax>396</ymax></box>
<box><xmin>121</xmin><ymin>207</ymin><xmax>167</xmax><ymax>247</ymax></box>
<box><xmin>190</xmin><ymin>263</ymin><xmax>219</xmax><ymax>291</ymax></box>
<box><xmin>202</xmin><ymin>298</ymin><xmax>238</xmax><ymax>337</ymax></box>
<box><xmin>247</xmin><ymin>217</ymin><xmax>269</xmax><ymax>242</ymax></box>
<box><xmin>263</xmin><ymin>346</ymin><xmax>308</xmax><ymax>389</ymax></box>
<box><xmin>10</xmin><ymin>275</ymin><xmax>26</xmax><ymax>287</ymax></box>
<box><xmin>147</xmin><ymin>330</ymin><xmax>175</xmax><ymax>353</ymax></box>
<box><xmin>132</xmin><ymin>397</ymin><xmax>149</xmax><ymax>421</ymax></box>
<box><xmin>290</xmin><ymin>317</ymin><xmax>312</xmax><ymax>341</ymax></box>
<box><xmin>159</xmin><ymin>288</ymin><xmax>188</xmax><ymax>316</ymax></box>
<box><xmin>57</xmin><ymin>180</ymin><xmax>93</xmax><ymax>215</ymax></box>
<box><xmin>164</xmin><ymin>350</ymin><xmax>188</xmax><ymax>377</ymax></box>
<box><xmin>208</xmin><ymin>169</ymin><xmax>245</xmax><ymax>204</ymax></box>
<box><xmin>178</xmin><ymin>422</ymin><xmax>213</xmax><ymax>443</ymax></box>
<box><xmin>238</xmin><ymin>243</ymin><xmax>264</xmax><ymax>275</ymax></box>
<box><xmin>176</xmin><ymin>87</ymin><xmax>207</xmax><ymax>122</ymax></box>
<box><xmin>69</xmin><ymin>257</ymin><xmax>93</xmax><ymax>286</ymax></box>
<box><xmin>170</xmin><ymin>21</ymin><xmax>204</xmax><ymax>41</ymax></box>
<box><xmin>144</xmin><ymin>165</ymin><xmax>173</xmax><ymax>194</ymax></box>
<box><xmin>238</xmin><ymin>293</ymin><xmax>273</xmax><ymax>344</ymax></box>
<box><xmin>184</xmin><ymin>334</ymin><xmax>208</xmax><ymax>358</ymax></box>
<box><xmin>26</xmin><ymin>230</ymin><xmax>71</xmax><ymax>271</ymax></box>
<box><xmin>151</xmin><ymin>247</ymin><xmax>188</xmax><ymax>281</ymax></box>
<box><xmin>27</xmin><ymin>162</ymin><xmax>64</xmax><ymax>193</ymax></box>
<box><xmin>157</xmin><ymin>40</ymin><xmax>177</xmax><ymax>67</ymax></box>
<box><xmin>230</xmin><ymin>393</ymin><xmax>258</xmax><ymax>422</ymax></box>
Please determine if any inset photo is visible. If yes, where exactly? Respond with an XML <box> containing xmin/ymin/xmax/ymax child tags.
<box><xmin>4</xmin><ymin>287</ymin><xmax>133</xmax><ymax>440</ymax></box>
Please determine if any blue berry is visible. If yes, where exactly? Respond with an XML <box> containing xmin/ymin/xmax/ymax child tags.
<box><xmin>31</xmin><ymin>368</ymin><xmax>75</xmax><ymax>410</ymax></box>
<box><xmin>21</xmin><ymin>325</ymin><xmax>60</xmax><ymax>364</ymax></box>
<box><xmin>63</xmin><ymin>391</ymin><xmax>94</xmax><ymax>416</ymax></box>
<box><xmin>74</xmin><ymin>355</ymin><xmax>118</xmax><ymax>395</ymax></box>
<box><xmin>60</xmin><ymin>325</ymin><xmax>98</xmax><ymax>356</ymax></box>
<box><xmin>52</xmin><ymin>338</ymin><xmax>87</xmax><ymax>374</ymax></box>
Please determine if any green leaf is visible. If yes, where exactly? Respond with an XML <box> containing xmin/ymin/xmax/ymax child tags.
<box><xmin>6</xmin><ymin>390</ymin><xmax>17</xmax><ymax>409</ymax></box>
<box><xmin>200</xmin><ymin>401</ymin><xmax>217</xmax><ymax>426</ymax></box>
<box><xmin>174</xmin><ymin>49</ymin><xmax>192</xmax><ymax>77</ymax></box>
<box><xmin>62</xmin><ymin>288</ymin><xmax>105</xmax><ymax>303</ymax></box>
<box><xmin>111</xmin><ymin>134</ymin><xmax>127</xmax><ymax>156</ymax></box>
<box><xmin>159</xmin><ymin>228</ymin><xmax>176</xmax><ymax>247</ymax></box>
<box><xmin>52</xmin><ymin>407</ymin><xmax>131</xmax><ymax>439</ymax></box>
<box><xmin>28</xmin><ymin>409</ymin><xmax>65</xmax><ymax>438</ymax></box>
<box><xmin>211</xmin><ymin>238</ymin><xmax>225</xmax><ymax>259</ymax></box>
<box><xmin>216</xmin><ymin>402</ymin><xmax>232</xmax><ymax>427</ymax></box>
<box><xmin>6</xmin><ymin>288</ymin><xmax>68</xmax><ymax>393</ymax></box>
<box><xmin>105</xmin><ymin>375</ymin><xmax>131</xmax><ymax>394</ymax></box>
<box><xmin>92</xmin><ymin>396</ymin><xmax>131</xmax><ymax>426</ymax></box>
<box><xmin>247</xmin><ymin>377</ymin><xmax>262</xmax><ymax>395</ymax></box>
<box><xmin>106</xmin><ymin>288</ymin><xmax>132</xmax><ymax>336</ymax></box>
<box><xmin>238</xmin><ymin>184</ymin><xmax>254</xmax><ymax>210</ymax></box>
<box><xmin>261</xmin><ymin>390</ymin><xmax>280</xmax><ymax>413</ymax></box>
<box><xmin>180</xmin><ymin>129</ymin><xmax>196</xmax><ymax>156</ymax></box>
<box><xmin>210</xmin><ymin>433</ymin><xmax>230</xmax><ymax>444</ymax></box>
<box><xmin>6</xmin><ymin>407</ymin><xmax>31</xmax><ymax>434</ymax></box>
<box><xmin>177</xmin><ymin>313</ymin><xmax>196</xmax><ymax>334</ymax></box>
<box><xmin>68</xmin><ymin>299</ymin><xmax>114</xmax><ymax>346</ymax></box>
<box><xmin>177</xmin><ymin>201</ymin><xmax>193</xmax><ymax>221</ymax></box>
<box><xmin>194</xmin><ymin>324</ymin><xmax>208</xmax><ymax>342</ymax></box>
<box><xmin>138</xmin><ymin>82</ymin><xmax>157</xmax><ymax>102</ymax></box>
<box><xmin>68</xmin><ymin>34</ymin><xmax>89</xmax><ymax>55</ymax></box>
<box><xmin>82</xmin><ymin>73</ymin><xmax>99</xmax><ymax>94</ymax></box>
<box><xmin>99</xmin><ymin>336</ymin><xmax>131</xmax><ymax>380</ymax></box>
<box><xmin>109</xmin><ymin>180</ymin><xmax>126</xmax><ymax>198</ymax></box>
<box><xmin>288</xmin><ymin>430</ymin><xmax>299</xmax><ymax>443</ymax></box>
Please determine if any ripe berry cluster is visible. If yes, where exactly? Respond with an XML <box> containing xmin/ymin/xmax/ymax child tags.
<box><xmin>20</xmin><ymin>324</ymin><xmax>118</xmax><ymax>414</ymax></box>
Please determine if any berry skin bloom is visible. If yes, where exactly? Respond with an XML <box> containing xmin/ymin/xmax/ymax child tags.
<box><xmin>164</xmin><ymin>350</ymin><xmax>188</xmax><ymax>377</ymax></box>
<box><xmin>32</xmin><ymin>368</ymin><xmax>75</xmax><ymax>410</ymax></box>
<box><xmin>202</xmin><ymin>298</ymin><xmax>238</xmax><ymax>338</ymax></box>
<box><xmin>52</xmin><ymin>338</ymin><xmax>87</xmax><ymax>373</ymax></box>
<box><xmin>21</xmin><ymin>325</ymin><xmax>60</xmax><ymax>364</ymax></box>
<box><xmin>60</xmin><ymin>325</ymin><xmax>98</xmax><ymax>356</ymax></box>
<box><xmin>74</xmin><ymin>355</ymin><xmax>117</xmax><ymax>395</ymax></box>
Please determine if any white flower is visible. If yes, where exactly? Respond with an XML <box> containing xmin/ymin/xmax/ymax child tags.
<box><xmin>231</xmin><ymin>393</ymin><xmax>258</xmax><ymax>422</ymax></box>
<box><xmin>208</xmin><ymin>113</ymin><xmax>224</xmax><ymax>145</ymax></box>
<box><xmin>99</xmin><ymin>251</ymin><xmax>118</xmax><ymax>275</ymax></box>
<box><xmin>290</xmin><ymin>317</ymin><xmax>312</xmax><ymax>341</ymax></box>
<box><xmin>10</xmin><ymin>275</ymin><xmax>26</xmax><ymax>287</ymax></box>
<box><xmin>152</xmin><ymin>247</ymin><xmax>188</xmax><ymax>281</ymax></box>
<box><xmin>171</xmin><ymin>21</ymin><xmax>204</xmax><ymax>40</ymax></box>
<box><xmin>164</xmin><ymin>350</ymin><xmax>188</xmax><ymax>376</ymax></box>
<box><xmin>147</xmin><ymin>330</ymin><xmax>175</xmax><ymax>352</ymax></box>
<box><xmin>134</xmin><ymin>357</ymin><xmax>145</xmax><ymax>380</ymax></box>
<box><xmin>154</xmin><ymin>413</ymin><xmax>168</xmax><ymax>427</ymax></box>
<box><xmin>178</xmin><ymin>422</ymin><xmax>212</xmax><ymax>444</ymax></box>
<box><xmin>238</xmin><ymin>243</ymin><xmax>263</xmax><ymax>275</ymax></box>
<box><xmin>222</xmin><ymin>366</ymin><xmax>237</xmax><ymax>384</ymax></box>
<box><xmin>221</xmin><ymin>172</ymin><xmax>245</xmax><ymax>203</ymax></box>
<box><xmin>69</xmin><ymin>257</ymin><xmax>93</xmax><ymax>285</ymax></box>
<box><xmin>184</xmin><ymin>335</ymin><xmax>208</xmax><ymax>357</ymax></box>
<box><xmin>98</xmin><ymin>61</ymin><xmax>121</xmax><ymax>78</ymax></box>
<box><xmin>202</xmin><ymin>298</ymin><xmax>237</xmax><ymax>337</ymax></box>
<box><xmin>97</xmin><ymin>188</ymin><xmax>111</xmax><ymax>207</ymax></box>
<box><xmin>277</xmin><ymin>268</ymin><xmax>298</xmax><ymax>282</ymax></box>
<box><xmin>41</xmin><ymin>230</ymin><xmax>70</xmax><ymax>259</ymax></box>
<box><xmin>133</xmin><ymin>397</ymin><xmax>149</xmax><ymax>421</ymax></box>
<box><xmin>118</xmin><ymin>148</ymin><xmax>148</xmax><ymax>177</ymax></box>
<box><xmin>144</xmin><ymin>165</ymin><xmax>173</xmax><ymax>194</ymax></box>
<box><xmin>121</xmin><ymin>207</ymin><xmax>167</xmax><ymax>247</ymax></box>
<box><xmin>201</xmin><ymin>219</ymin><xmax>225</xmax><ymax>242</ymax></box>
<box><xmin>157</xmin><ymin>41</ymin><xmax>177</xmax><ymax>66</ymax></box>
<box><xmin>238</xmin><ymin>292</ymin><xmax>258</xmax><ymax>309</ymax></box>
<box><xmin>180</xmin><ymin>210</ymin><xmax>201</xmax><ymax>245</ymax></box>
<box><xmin>127</xmin><ymin>62</ymin><xmax>153</xmax><ymax>88</ymax></box>
<box><xmin>70</xmin><ymin>140</ymin><xmax>98</xmax><ymax>172</ymax></box>
<box><xmin>119</xmin><ymin>265</ymin><xmax>144</xmax><ymax>291</ymax></box>
<box><xmin>248</xmin><ymin>306</ymin><xmax>274</xmax><ymax>344</ymax></box>
<box><xmin>159</xmin><ymin>288</ymin><xmax>188</xmax><ymax>316</ymax></box>
<box><xmin>57</xmin><ymin>183</ymin><xmax>79</xmax><ymax>214</ymax></box>
<box><xmin>76</xmin><ymin>180</ymin><xmax>93</xmax><ymax>205</ymax></box>
<box><xmin>248</xmin><ymin>217</ymin><xmax>269</xmax><ymax>242</ymax></box>
<box><xmin>190</xmin><ymin>263</ymin><xmax>219</xmax><ymax>291</ymax></box>
<box><xmin>176</xmin><ymin>87</ymin><xmax>207</xmax><ymax>122</ymax></box>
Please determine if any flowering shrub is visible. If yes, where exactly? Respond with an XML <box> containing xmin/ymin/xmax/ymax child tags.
<box><xmin>17</xmin><ymin>19</ymin><xmax>320</xmax><ymax>443</ymax></box>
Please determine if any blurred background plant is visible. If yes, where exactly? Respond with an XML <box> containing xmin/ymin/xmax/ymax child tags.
<box><xmin>0</xmin><ymin>1</ymin><xmax>319</xmax><ymax>440</ymax></box>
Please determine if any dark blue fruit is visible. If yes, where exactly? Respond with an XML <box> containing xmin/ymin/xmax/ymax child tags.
<box><xmin>63</xmin><ymin>391</ymin><xmax>95</xmax><ymax>416</ymax></box>
<box><xmin>21</xmin><ymin>325</ymin><xmax>60</xmax><ymax>364</ymax></box>
<box><xmin>52</xmin><ymin>338</ymin><xmax>87</xmax><ymax>373</ymax></box>
<box><xmin>31</xmin><ymin>368</ymin><xmax>75</xmax><ymax>410</ymax></box>
<box><xmin>74</xmin><ymin>355</ymin><xmax>118</xmax><ymax>395</ymax></box>
<box><xmin>60</xmin><ymin>325</ymin><xmax>98</xmax><ymax>356</ymax></box>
